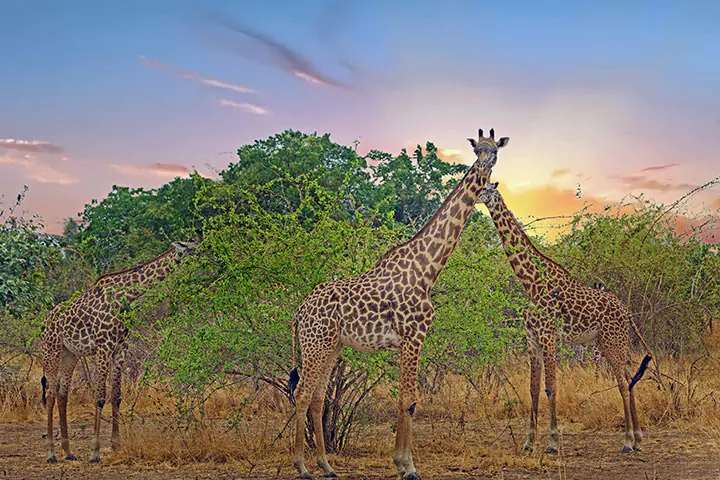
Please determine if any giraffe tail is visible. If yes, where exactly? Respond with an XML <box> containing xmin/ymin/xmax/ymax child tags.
<box><xmin>629</xmin><ymin>354</ymin><xmax>652</xmax><ymax>391</ymax></box>
<box><xmin>41</xmin><ymin>375</ymin><xmax>47</xmax><ymax>407</ymax></box>
<box><xmin>288</xmin><ymin>368</ymin><xmax>300</xmax><ymax>402</ymax></box>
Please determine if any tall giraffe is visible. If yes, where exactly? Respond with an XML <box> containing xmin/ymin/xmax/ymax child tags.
<box><xmin>288</xmin><ymin>128</ymin><xmax>510</xmax><ymax>479</ymax></box>
<box><xmin>476</xmin><ymin>181</ymin><xmax>651</xmax><ymax>453</ymax></box>
<box><xmin>40</xmin><ymin>239</ymin><xmax>199</xmax><ymax>463</ymax></box>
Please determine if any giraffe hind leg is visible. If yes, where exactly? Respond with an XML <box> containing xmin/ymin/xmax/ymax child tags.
<box><xmin>294</xmin><ymin>340</ymin><xmax>340</xmax><ymax>479</ymax></box>
<box><xmin>599</xmin><ymin>339</ymin><xmax>635</xmax><ymax>452</ymax></box>
<box><xmin>89</xmin><ymin>354</ymin><xmax>111</xmax><ymax>463</ymax></box>
<box><xmin>110</xmin><ymin>342</ymin><xmax>128</xmax><ymax>451</ymax></box>
<box><xmin>540</xmin><ymin>335</ymin><xmax>559</xmax><ymax>454</ymax></box>
<box><xmin>58</xmin><ymin>347</ymin><xmax>79</xmax><ymax>461</ymax></box>
<box><xmin>523</xmin><ymin>335</ymin><xmax>542</xmax><ymax>452</ymax></box>
<box><xmin>42</xmin><ymin>342</ymin><xmax>62</xmax><ymax>463</ymax></box>
<box><xmin>310</xmin><ymin>346</ymin><xmax>341</xmax><ymax>478</ymax></box>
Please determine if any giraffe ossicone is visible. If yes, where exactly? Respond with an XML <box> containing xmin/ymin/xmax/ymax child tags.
<box><xmin>289</xmin><ymin>128</ymin><xmax>509</xmax><ymax>480</ymax></box>
<box><xmin>40</xmin><ymin>237</ymin><xmax>200</xmax><ymax>464</ymax></box>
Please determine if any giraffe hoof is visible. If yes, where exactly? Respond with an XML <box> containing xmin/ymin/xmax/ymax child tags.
<box><xmin>633</xmin><ymin>446</ymin><xmax>643</xmax><ymax>452</ymax></box>
<box><xmin>89</xmin><ymin>457</ymin><xmax>100</xmax><ymax>464</ymax></box>
<box><xmin>545</xmin><ymin>447</ymin><xmax>558</xmax><ymax>454</ymax></box>
<box><xmin>404</xmin><ymin>473</ymin><xmax>422</xmax><ymax>480</ymax></box>
<box><xmin>64</xmin><ymin>454</ymin><xmax>78</xmax><ymax>461</ymax></box>
<box><xmin>323</xmin><ymin>473</ymin><xmax>338</xmax><ymax>478</ymax></box>
<box><xmin>523</xmin><ymin>444</ymin><xmax>534</xmax><ymax>452</ymax></box>
<box><xmin>296</xmin><ymin>474</ymin><xmax>313</xmax><ymax>479</ymax></box>
<box><xmin>47</xmin><ymin>456</ymin><xmax>58</xmax><ymax>464</ymax></box>
<box><xmin>621</xmin><ymin>446</ymin><xmax>633</xmax><ymax>453</ymax></box>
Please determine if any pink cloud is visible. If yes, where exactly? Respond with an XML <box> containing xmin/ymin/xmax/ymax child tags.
<box><xmin>0</xmin><ymin>138</ymin><xmax>64</xmax><ymax>154</ymax></box>
<box><xmin>139</xmin><ymin>55</ymin><xmax>257</xmax><ymax>94</ymax></box>
<box><xmin>612</xmin><ymin>173</ymin><xmax>697</xmax><ymax>193</ymax></box>
<box><xmin>218</xmin><ymin>99</ymin><xmax>270</xmax><ymax>115</ymax></box>
<box><xmin>550</xmin><ymin>168</ymin><xmax>571</xmax><ymax>178</ymax></box>
<box><xmin>640</xmin><ymin>163</ymin><xmax>680</xmax><ymax>173</ymax></box>
<box><xmin>109</xmin><ymin>162</ymin><xmax>192</xmax><ymax>177</ymax></box>
<box><xmin>196</xmin><ymin>5</ymin><xmax>352</xmax><ymax>90</ymax></box>
<box><xmin>0</xmin><ymin>153</ymin><xmax>78</xmax><ymax>185</ymax></box>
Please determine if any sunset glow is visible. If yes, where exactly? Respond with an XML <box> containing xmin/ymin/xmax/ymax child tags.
<box><xmin>1</xmin><ymin>1</ymin><xmax>718</xmax><ymax>235</ymax></box>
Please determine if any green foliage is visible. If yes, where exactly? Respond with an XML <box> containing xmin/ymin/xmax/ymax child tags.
<box><xmin>3</xmin><ymin>129</ymin><xmax>718</xmax><ymax>453</ymax></box>
<box><xmin>75</xmin><ymin>174</ymin><xmax>210</xmax><ymax>272</ymax></box>
<box><xmin>427</xmin><ymin>216</ymin><xmax>527</xmax><ymax>375</ymax></box>
<box><xmin>548</xmin><ymin>194</ymin><xmax>720</xmax><ymax>354</ymax></box>
<box><xmin>368</xmin><ymin>142</ymin><xmax>468</xmax><ymax>227</ymax></box>
<box><xmin>0</xmin><ymin>187</ymin><xmax>60</xmax><ymax>314</ymax></box>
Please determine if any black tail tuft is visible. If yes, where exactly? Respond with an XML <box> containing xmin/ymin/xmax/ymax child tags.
<box><xmin>288</xmin><ymin>368</ymin><xmax>300</xmax><ymax>400</ymax></box>
<box><xmin>629</xmin><ymin>354</ymin><xmax>652</xmax><ymax>391</ymax></box>
<box><xmin>41</xmin><ymin>376</ymin><xmax>47</xmax><ymax>407</ymax></box>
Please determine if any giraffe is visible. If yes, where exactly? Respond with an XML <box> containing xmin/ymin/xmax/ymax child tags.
<box><xmin>40</xmin><ymin>238</ymin><xmax>200</xmax><ymax>464</ymax></box>
<box><xmin>288</xmin><ymin>128</ymin><xmax>510</xmax><ymax>479</ymax></box>
<box><xmin>475</xmin><ymin>181</ymin><xmax>652</xmax><ymax>453</ymax></box>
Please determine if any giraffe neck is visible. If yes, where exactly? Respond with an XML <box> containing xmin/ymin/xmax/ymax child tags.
<box><xmin>486</xmin><ymin>194</ymin><xmax>566</xmax><ymax>300</ymax></box>
<box><xmin>96</xmin><ymin>248</ymin><xmax>179</xmax><ymax>300</ymax></box>
<box><xmin>392</xmin><ymin>162</ymin><xmax>490</xmax><ymax>288</ymax></box>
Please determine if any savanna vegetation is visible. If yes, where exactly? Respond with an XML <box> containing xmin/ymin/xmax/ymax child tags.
<box><xmin>1</xmin><ymin>129</ymin><xmax>719</xmax><ymax>478</ymax></box>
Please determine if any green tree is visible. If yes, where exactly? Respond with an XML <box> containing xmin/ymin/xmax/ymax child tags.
<box><xmin>369</xmin><ymin>142</ymin><xmax>468</xmax><ymax>227</ymax></box>
<box><xmin>75</xmin><ymin>173</ymin><xmax>209</xmax><ymax>272</ymax></box>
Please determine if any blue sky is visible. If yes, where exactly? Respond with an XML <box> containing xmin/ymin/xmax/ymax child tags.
<box><xmin>1</xmin><ymin>0</ymin><xmax>719</xmax><ymax>234</ymax></box>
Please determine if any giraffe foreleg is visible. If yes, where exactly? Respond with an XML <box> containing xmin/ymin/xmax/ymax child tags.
<box><xmin>89</xmin><ymin>354</ymin><xmax>110</xmax><ymax>463</ymax></box>
<box><xmin>394</xmin><ymin>340</ymin><xmax>422</xmax><ymax>480</ymax></box>
<box><xmin>58</xmin><ymin>347</ymin><xmax>79</xmax><ymax>461</ymax></box>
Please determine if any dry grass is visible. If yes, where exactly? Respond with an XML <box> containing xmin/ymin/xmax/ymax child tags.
<box><xmin>2</xmin><ymin>338</ymin><xmax>719</xmax><ymax>477</ymax></box>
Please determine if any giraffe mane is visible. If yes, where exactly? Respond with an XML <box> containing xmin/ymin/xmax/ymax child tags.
<box><xmin>496</xmin><ymin>194</ymin><xmax>577</xmax><ymax>280</ymax></box>
<box><xmin>375</xmin><ymin>163</ymin><xmax>475</xmax><ymax>266</ymax></box>
<box><xmin>93</xmin><ymin>245</ymin><xmax>176</xmax><ymax>284</ymax></box>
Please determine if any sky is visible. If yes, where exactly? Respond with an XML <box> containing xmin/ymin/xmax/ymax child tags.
<box><xmin>1</xmin><ymin>0</ymin><xmax>719</xmax><ymax>237</ymax></box>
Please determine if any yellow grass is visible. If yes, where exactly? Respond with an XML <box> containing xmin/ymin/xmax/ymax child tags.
<box><xmin>1</xmin><ymin>337</ymin><xmax>719</xmax><ymax>477</ymax></box>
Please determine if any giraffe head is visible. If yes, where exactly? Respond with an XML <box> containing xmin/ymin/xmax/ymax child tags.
<box><xmin>477</xmin><ymin>180</ymin><xmax>501</xmax><ymax>209</ymax></box>
<box><xmin>467</xmin><ymin>128</ymin><xmax>510</xmax><ymax>171</ymax></box>
<box><xmin>171</xmin><ymin>239</ymin><xmax>200</xmax><ymax>261</ymax></box>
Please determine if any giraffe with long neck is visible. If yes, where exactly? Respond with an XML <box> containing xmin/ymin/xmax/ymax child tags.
<box><xmin>289</xmin><ymin>128</ymin><xmax>509</xmax><ymax>480</ymax></box>
<box><xmin>40</xmin><ymin>239</ymin><xmax>199</xmax><ymax>463</ymax></box>
<box><xmin>476</xmin><ymin>181</ymin><xmax>651</xmax><ymax>453</ymax></box>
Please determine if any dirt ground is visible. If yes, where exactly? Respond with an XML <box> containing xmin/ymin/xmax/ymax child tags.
<box><xmin>2</xmin><ymin>419</ymin><xmax>719</xmax><ymax>480</ymax></box>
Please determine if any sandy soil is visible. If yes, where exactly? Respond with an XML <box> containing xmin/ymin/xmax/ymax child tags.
<box><xmin>2</xmin><ymin>419</ymin><xmax>720</xmax><ymax>480</ymax></box>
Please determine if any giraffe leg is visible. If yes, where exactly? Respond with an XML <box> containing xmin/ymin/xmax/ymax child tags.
<box><xmin>42</xmin><ymin>344</ymin><xmax>61</xmax><ymax>463</ymax></box>
<box><xmin>541</xmin><ymin>335</ymin><xmax>559</xmax><ymax>453</ymax></box>
<box><xmin>310</xmin><ymin>347</ymin><xmax>340</xmax><ymax>478</ymax></box>
<box><xmin>599</xmin><ymin>340</ymin><xmax>634</xmax><ymax>453</ymax></box>
<box><xmin>110</xmin><ymin>361</ymin><xmax>123</xmax><ymax>451</ymax></box>
<box><xmin>393</xmin><ymin>340</ymin><xmax>422</xmax><ymax>480</ymax></box>
<box><xmin>629</xmin><ymin>384</ymin><xmax>643</xmax><ymax>450</ymax></box>
<box><xmin>523</xmin><ymin>334</ymin><xmax>542</xmax><ymax>452</ymax></box>
<box><xmin>294</xmin><ymin>344</ymin><xmax>338</xmax><ymax>479</ymax></box>
<box><xmin>110</xmin><ymin>342</ymin><xmax>128</xmax><ymax>451</ymax></box>
<box><xmin>89</xmin><ymin>354</ymin><xmax>110</xmax><ymax>463</ymax></box>
<box><xmin>58</xmin><ymin>347</ymin><xmax>79</xmax><ymax>461</ymax></box>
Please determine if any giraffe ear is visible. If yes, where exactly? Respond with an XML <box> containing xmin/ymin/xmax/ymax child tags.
<box><xmin>497</xmin><ymin>137</ymin><xmax>510</xmax><ymax>148</ymax></box>
<box><xmin>492</xmin><ymin>181</ymin><xmax>499</xmax><ymax>188</ymax></box>
<box><xmin>467</xmin><ymin>138</ymin><xmax>477</xmax><ymax>149</ymax></box>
